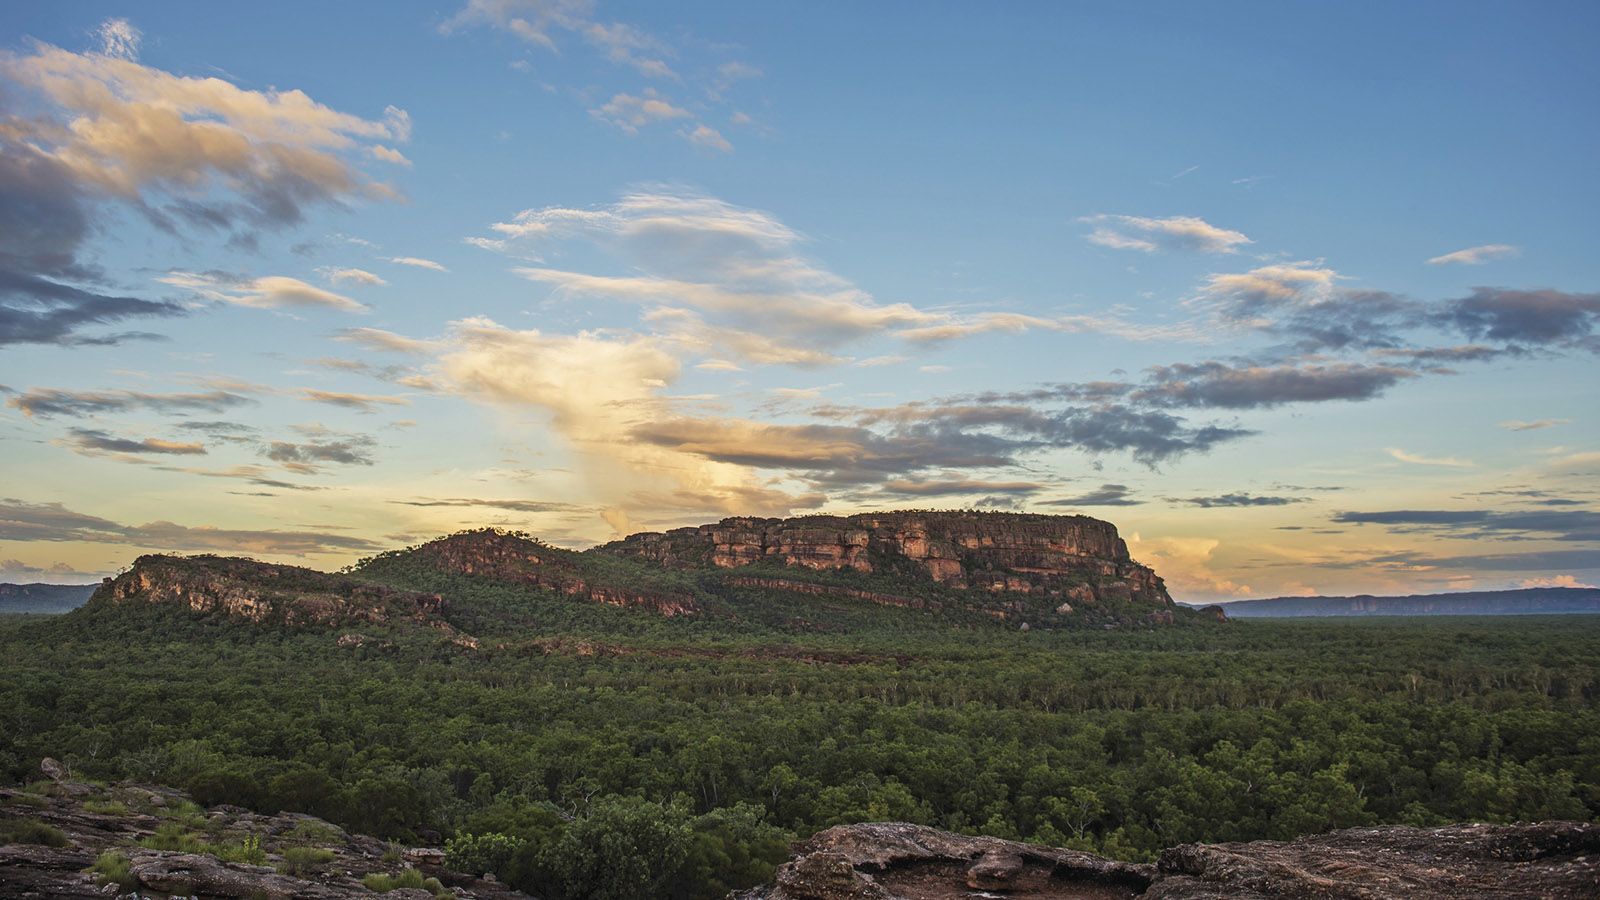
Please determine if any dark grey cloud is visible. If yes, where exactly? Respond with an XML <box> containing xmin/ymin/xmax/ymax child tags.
<box><xmin>0</xmin><ymin>497</ymin><xmax>379</xmax><ymax>556</ymax></box>
<box><xmin>1366</xmin><ymin>548</ymin><xmax>1600</xmax><ymax>573</ymax></box>
<box><xmin>1040</xmin><ymin>484</ymin><xmax>1141</xmax><ymax>507</ymax></box>
<box><xmin>1135</xmin><ymin>361</ymin><xmax>1417</xmax><ymax>409</ymax></box>
<box><xmin>1333</xmin><ymin>508</ymin><xmax>1600</xmax><ymax>542</ymax></box>
<box><xmin>0</xmin><ymin>139</ymin><xmax>185</xmax><ymax>347</ymax></box>
<box><xmin>65</xmin><ymin>428</ymin><xmax>207</xmax><ymax>456</ymax></box>
<box><xmin>877</xmin><ymin>478</ymin><xmax>1045</xmax><ymax>497</ymax></box>
<box><xmin>389</xmin><ymin>497</ymin><xmax>582</xmax><ymax>513</ymax></box>
<box><xmin>8</xmin><ymin>387</ymin><xmax>255</xmax><ymax>419</ymax></box>
<box><xmin>265</xmin><ymin>436</ymin><xmax>377</xmax><ymax>470</ymax></box>
<box><xmin>1436</xmin><ymin>288</ymin><xmax>1600</xmax><ymax>347</ymax></box>
<box><xmin>1173</xmin><ymin>493</ymin><xmax>1307</xmax><ymax>508</ymax></box>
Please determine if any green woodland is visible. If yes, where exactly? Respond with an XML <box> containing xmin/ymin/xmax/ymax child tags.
<box><xmin>2</xmin><ymin>563</ymin><xmax>1598</xmax><ymax>899</ymax></box>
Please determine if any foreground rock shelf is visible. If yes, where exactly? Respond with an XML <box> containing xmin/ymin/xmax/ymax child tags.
<box><xmin>733</xmin><ymin>820</ymin><xmax>1600</xmax><ymax>900</ymax></box>
<box><xmin>0</xmin><ymin>773</ymin><xmax>528</xmax><ymax>899</ymax></box>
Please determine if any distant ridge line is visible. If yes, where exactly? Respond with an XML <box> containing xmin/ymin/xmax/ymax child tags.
<box><xmin>1193</xmin><ymin>586</ymin><xmax>1600</xmax><ymax>617</ymax></box>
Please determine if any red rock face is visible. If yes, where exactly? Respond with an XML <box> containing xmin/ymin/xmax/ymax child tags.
<box><xmin>601</xmin><ymin>511</ymin><xmax>1172</xmax><ymax>608</ymax></box>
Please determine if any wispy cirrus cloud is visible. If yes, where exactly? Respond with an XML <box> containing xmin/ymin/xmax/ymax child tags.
<box><xmin>1386</xmin><ymin>447</ymin><xmax>1475</xmax><ymax>468</ymax></box>
<box><xmin>1083</xmin><ymin>214</ymin><xmax>1251</xmax><ymax>254</ymax></box>
<box><xmin>1427</xmin><ymin>244</ymin><xmax>1519</xmax><ymax>266</ymax></box>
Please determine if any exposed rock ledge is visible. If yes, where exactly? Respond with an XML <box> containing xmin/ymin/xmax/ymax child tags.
<box><xmin>733</xmin><ymin>820</ymin><xmax>1600</xmax><ymax>899</ymax></box>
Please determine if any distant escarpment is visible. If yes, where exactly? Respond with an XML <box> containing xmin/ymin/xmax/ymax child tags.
<box><xmin>88</xmin><ymin>555</ymin><xmax>476</xmax><ymax>645</ymax></box>
<box><xmin>371</xmin><ymin>529</ymin><xmax>698</xmax><ymax>616</ymax></box>
<box><xmin>1214</xmin><ymin>586</ymin><xmax>1600</xmax><ymax>618</ymax></box>
<box><xmin>599</xmin><ymin>511</ymin><xmax>1171</xmax><ymax>609</ymax></box>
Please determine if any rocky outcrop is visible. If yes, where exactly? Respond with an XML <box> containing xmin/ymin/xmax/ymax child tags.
<box><xmin>600</xmin><ymin>511</ymin><xmax>1171</xmax><ymax>608</ymax></box>
<box><xmin>0</xmin><ymin>776</ymin><xmax>528</xmax><ymax>899</ymax></box>
<box><xmin>92</xmin><ymin>555</ymin><xmax>453</xmax><ymax>629</ymax></box>
<box><xmin>735</xmin><ymin>821</ymin><xmax>1600</xmax><ymax>899</ymax></box>
<box><xmin>732</xmin><ymin>822</ymin><xmax>1154</xmax><ymax>899</ymax></box>
<box><xmin>403</xmin><ymin>530</ymin><xmax>698</xmax><ymax>616</ymax></box>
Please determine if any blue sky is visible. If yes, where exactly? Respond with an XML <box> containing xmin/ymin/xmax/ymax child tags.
<box><xmin>1</xmin><ymin>1</ymin><xmax>1596</xmax><ymax>600</ymax></box>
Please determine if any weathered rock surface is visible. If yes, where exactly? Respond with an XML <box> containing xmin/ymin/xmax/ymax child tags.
<box><xmin>404</xmin><ymin>529</ymin><xmax>698</xmax><ymax>616</ymax></box>
<box><xmin>601</xmin><ymin>511</ymin><xmax>1172</xmax><ymax>608</ymax></box>
<box><xmin>92</xmin><ymin>555</ymin><xmax>453</xmax><ymax>630</ymax></box>
<box><xmin>733</xmin><ymin>820</ymin><xmax>1600</xmax><ymax>899</ymax></box>
<box><xmin>0</xmin><ymin>778</ymin><xmax>529</xmax><ymax>899</ymax></box>
<box><xmin>733</xmin><ymin>822</ymin><xmax>1154</xmax><ymax>899</ymax></box>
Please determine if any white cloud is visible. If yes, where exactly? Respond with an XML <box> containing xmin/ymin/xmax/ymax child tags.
<box><xmin>160</xmin><ymin>272</ymin><xmax>367</xmax><ymax>313</ymax></box>
<box><xmin>591</xmin><ymin>89</ymin><xmax>691</xmax><ymax>134</ymax></box>
<box><xmin>1518</xmin><ymin>575</ymin><xmax>1598</xmax><ymax>589</ymax></box>
<box><xmin>1386</xmin><ymin>447</ymin><xmax>1475</xmax><ymax>468</ymax></box>
<box><xmin>1499</xmin><ymin>418</ymin><xmax>1570</xmax><ymax>431</ymax></box>
<box><xmin>369</xmin><ymin>145</ymin><xmax>412</xmax><ymax>166</ymax></box>
<box><xmin>4</xmin><ymin>43</ymin><xmax>409</xmax><ymax>214</ymax></box>
<box><xmin>320</xmin><ymin>267</ymin><xmax>387</xmax><ymax>286</ymax></box>
<box><xmin>387</xmin><ymin>256</ymin><xmax>448</xmax><ymax>272</ymax></box>
<box><xmin>1427</xmin><ymin>244</ymin><xmax>1519</xmax><ymax>266</ymax></box>
<box><xmin>682</xmin><ymin>123</ymin><xmax>733</xmax><ymax>152</ymax></box>
<box><xmin>1083</xmin><ymin>215</ymin><xmax>1252</xmax><ymax>254</ymax></box>
<box><xmin>94</xmin><ymin>18</ymin><xmax>142</xmax><ymax>60</ymax></box>
<box><xmin>445</xmin><ymin>1</ymin><xmax>676</xmax><ymax>78</ymax></box>
<box><xmin>333</xmin><ymin>327</ymin><xmax>433</xmax><ymax>354</ymax></box>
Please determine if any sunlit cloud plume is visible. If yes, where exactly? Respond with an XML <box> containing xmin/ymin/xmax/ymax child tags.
<box><xmin>1427</xmin><ymin>244</ymin><xmax>1519</xmax><ymax>266</ymax></box>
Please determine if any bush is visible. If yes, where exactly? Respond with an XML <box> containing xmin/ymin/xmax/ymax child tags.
<box><xmin>211</xmin><ymin>833</ymin><xmax>267</xmax><ymax>865</ymax></box>
<box><xmin>139</xmin><ymin>821</ymin><xmax>207</xmax><ymax>853</ymax></box>
<box><xmin>0</xmin><ymin>818</ymin><xmax>70</xmax><ymax>847</ymax></box>
<box><xmin>89</xmin><ymin>850</ymin><xmax>137</xmax><ymax>891</ymax></box>
<box><xmin>279</xmin><ymin>845</ymin><xmax>336</xmax><ymax>875</ymax></box>
<box><xmin>361</xmin><ymin>868</ymin><xmax>447</xmax><ymax>896</ymax></box>
<box><xmin>445</xmin><ymin>831</ymin><xmax>522</xmax><ymax>876</ymax></box>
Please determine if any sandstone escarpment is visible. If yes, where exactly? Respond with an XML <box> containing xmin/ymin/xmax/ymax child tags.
<box><xmin>735</xmin><ymin>820</ymin><xmax>1600</xmax><ymax>899</ymax></box>
<box><xmin>405</xmin><ymin>529</ymin><xmax>698</xmax><ymax>616</ymax></box>
<box><xmin>92</xmin><ymin>555</ymin><xmax>452</xmax><ymax>630</ymax></box>
<box><xmin>601</xmin><ymin>511</ymin><xmax>1171</xmax><ymax>608</ymax></box>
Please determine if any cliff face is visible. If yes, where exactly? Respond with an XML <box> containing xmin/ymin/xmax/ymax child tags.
<box><xmin>90</xmin><ymin>555</ymin><xmax>453</xmax><ymax>631</ymax></box>
<box><xmin>600</xmin><ymin>511</ymin><xmax>1171</xmax><ymax>609</ymax></box>
<box><xmin>404</xmin><ymin>530</ymin><xmax>698</xmax><ymax>616</ymax></box>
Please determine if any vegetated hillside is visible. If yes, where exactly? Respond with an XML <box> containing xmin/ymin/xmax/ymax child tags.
<box><xmin>352</xmin><ymin>514</ymin><xmax>1187</xmax><ymax>633</ymax></box>
<box><xmin>1210</xmin><ymin>587</ymin><xmax>1600</xmax><ymax>617</ymax></box>
<box><xmin>0</xmin><ymin>582</ymin><xmax>96</xmax><ymax>614</ymax></box>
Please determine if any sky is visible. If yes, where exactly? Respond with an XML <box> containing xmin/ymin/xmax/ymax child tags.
<box><xmin>1</xmin><ymin>1</ymin><xmax>1597</xmax><ymax>602</ymax></box>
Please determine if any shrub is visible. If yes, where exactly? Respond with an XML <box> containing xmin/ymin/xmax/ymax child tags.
<box><xmin>362</xmin><ymin>868</ymin><xmax>448</xmax><ymax>896</ymax></box>
<box><xmin>0</xmin><ymin>818</ymin><xmax>70</xmax><ymax>847</ymax></box>
<box><xmin>84</xmin><ymin>799</ymin><xmax>130</xmax><ymax>816</ymax></box>
<box><xmin>284</xmin><ymin>819</ymin><xmax>343</xmax><ymax>845</ymax></box>
<box><xmin>89</xmin><ymin>850</ymin><xmax>137</xmax><ymax>891</ymax></box>
<box><xmin>139</xmin><ymin>821</ymin><xmax>207</xmax><ymax>853</ymax></box>
<box><xmin>279</xmin><ymin>845</ymin><xmax>336</xmax><ymax>875</ymax></box>
<box><xmin>444</xmin><ymin>831</ymin><xmax>522</xmax><ymax>876</ymax></box>
<box><xmin>211</xmin><ymin>833</ymin><xmax>266</xmax><ymax>865</ymax></box>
